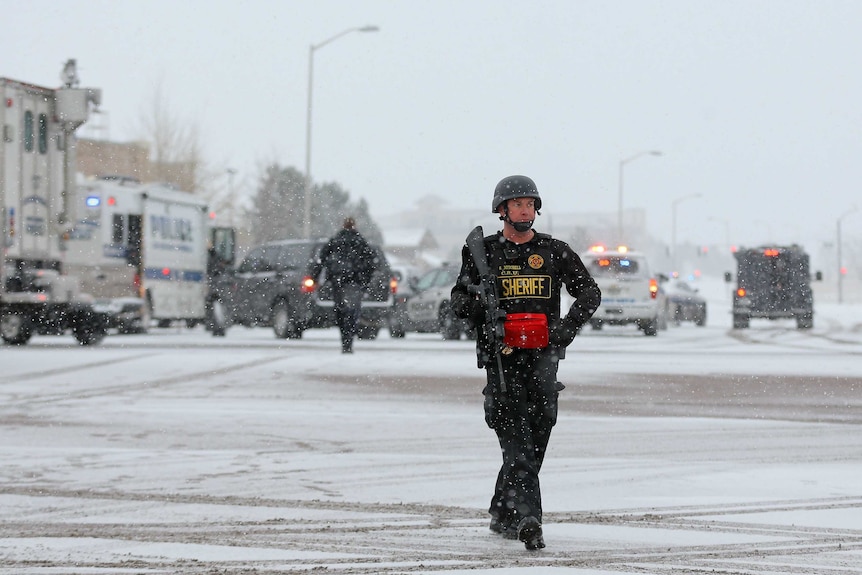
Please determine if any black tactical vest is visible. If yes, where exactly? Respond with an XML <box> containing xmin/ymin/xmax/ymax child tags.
<box><xmin>484</xmin><ymin>232</ymin><xmax>563</xmax><ymax>323</ymax></box>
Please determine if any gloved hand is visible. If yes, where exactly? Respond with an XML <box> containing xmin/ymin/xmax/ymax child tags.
<box><xmin>468</xmin><ymin>297</ymin><xmax>487</xmax><ymax>323</ymax></box>
<box><xmin>550</xmin><ymin>315</ymin><xmax>580</xmax><ymax>348</ymax></box>
<box><xmin>452</xmin><ymin>294</ymin><xmax>486</xmax><ymax>323</ymax></box>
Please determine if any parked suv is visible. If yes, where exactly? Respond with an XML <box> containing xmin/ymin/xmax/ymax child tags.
<box><xmin>208</xmin><ymin>239</ymin><xmax>394</xmax><ymax>339</ymax></box>
<box><xmin>580</xmin><ymin>246</ymin><xmax>666</xmax><ymax>336</ymax></box>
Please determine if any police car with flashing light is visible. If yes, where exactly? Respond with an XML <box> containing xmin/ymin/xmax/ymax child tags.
<box><xmin>581</xmin><ymin>245</ymin><xmax>667</xmax><ymax>336</ymax></box>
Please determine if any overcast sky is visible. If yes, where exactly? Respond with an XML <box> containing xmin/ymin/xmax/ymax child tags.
<box><xmin>5</xmin><ymin>0</ymin><xmax>862</xmax><ymax>250</ymax></box>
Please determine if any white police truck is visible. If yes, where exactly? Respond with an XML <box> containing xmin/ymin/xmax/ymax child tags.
<box><xmin>1</xmin><ymin>60</ymin><xmax>108</xmax><ymax>345</ymax></box>
<box><xmin>63</xmin><ymin>177</ymin><xmax>217</xmax><ymax>332</ymax></box>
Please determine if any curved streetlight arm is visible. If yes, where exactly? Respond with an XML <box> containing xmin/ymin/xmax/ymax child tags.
<box><xmin>621</xmin><ymin>149</ymin><xmax>662</xmax><ymax>167</ymax></box>
<box><xmin>312</xmin><ymin>25</ymin><xmax>380</xmax><ymax>52</ymax></box>
<box><xmin>672</xmin><ymin>193</ymin><xmax>701</xmax><ymax>208</ymax></box>
<box><xmin>617</xmin><ymin>149</ymin><xmax>662</xmax><ymax>243</ymax></box>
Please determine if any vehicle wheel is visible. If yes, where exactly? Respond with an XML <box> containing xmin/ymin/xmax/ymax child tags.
<box><xmin>272</xmin><ymin>300</ymin><xmax>302</xmax><ymax>339</ymax></box>
<box><xmin>72</xmin><ymin>312</ymin><xmax>107</xmax><ymax>346</ymax></box>
<box><xmin>695</xmin><ymin>309</ymin><xmax>707</xmax><ymax>327</ymax></box>
<box><xmin>733</xmin><ymin>314</ymin><xmax>749</xmax><ymax>329</ymax></box>
<box><xmin>1</xmin><ymin>308</ymin><xmax>33</xmax><ymax>345</ymax></box>
<box><xmin>357</xmin><ymin>325</ymin><xmax>380</xmax><ymax>340</ymax></box>
<box><xmin>116</xmin><ymin>322</ymin><xmax>134</xmax><ymax>335</ymax></box>
<box><xmin>157</xmin><ymin>319</ymin><xmax>172</xmax><ymax>328</ymax></box>
<box><xmin>590</xmin><ymin>319</ymin><xmax>603</xmax><ymax>331</ymax></box>
<box><xmin>642</xmin><ymin>318</ymin><xmax>658</xmax><ymax>336</ymax></box>
<box><xmin>796</xmin><ymin>313</ymin><xmax>813</xmax><ymax>330</ymax></box>
<box><xmin>208</xmin><ymin>299</ymin><xmax>229</xmax><ymax>337</ymax></box>
<box><xmin>439</xmin><ymin>304</ymin><xmax>461</xmax><ymax>340</ymax></box>
<box><xmin>388</xmin><ymin>307</ymin><xmax>406</xmax><ymax>338</ymax></box>
<box><xmin>671</xmin><ymin>304</ymin><xmax>682</xmax><ymax>326</ymax></box>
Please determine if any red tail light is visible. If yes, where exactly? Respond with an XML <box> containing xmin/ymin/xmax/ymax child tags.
<box><xmin>389</xmin><ymin>276</ymin><xmax>398</xmax><ymax>294</ymax></box>
<box><xmin>133</xmin><ymin>273</ymin><xmax>142</xmax><ymax>295</ymax></box>
<box><xmin>737</xmin><ymin>287</ymin><xmax>746</xmax><ymax>298</ymax></box>
<box><xmin>649</xmin><ymin>278</ymin><xmax>659</xmax><ymax>299</ymax></box>
<box><xmin>300</xmin><ymin>276</ymin><xmax>316</xmax><ymax>294</ymax></box>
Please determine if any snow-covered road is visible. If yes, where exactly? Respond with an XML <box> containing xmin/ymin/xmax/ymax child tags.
<box><xmin>1</xmin><ymin>289</ymin><xmax>860</xmax><ymax>574</ymax></box>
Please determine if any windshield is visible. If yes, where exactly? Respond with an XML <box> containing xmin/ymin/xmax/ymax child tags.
<box><xmin>415</xmin><ymin>267</ymin><xmax>458</xmax><ymax>291</ymax></box>
<box><xmin>587</xmin><ymin>256</ymin><xmax>643</xmax><ymax>278</ymax></box>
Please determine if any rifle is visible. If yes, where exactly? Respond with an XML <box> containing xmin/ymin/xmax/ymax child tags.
<box><xmin>465</xmin><ymin>226</ymin><xmax>508</xmax><ymax>393</ymax></box>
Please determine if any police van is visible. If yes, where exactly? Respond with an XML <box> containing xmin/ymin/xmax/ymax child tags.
<box><xmin>64</xmin><ymin>177</ymin><xmax>216</xmax><ymax>332</ymax></box>
<box><xmin>581</xmin><ymin>245</ymin><xmax>666</xmax><ymax>336</ymax></box>
<box><xmin>730</xmin><ymin>245</ymin><xmax>820</xmax><ymax>329</ymax></box>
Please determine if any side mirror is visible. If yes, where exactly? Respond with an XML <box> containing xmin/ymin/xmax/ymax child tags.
<box><xmin>724</xmin><ymin>272</ymin><xmax>733</xmax><ymax>283</ymax></box>
<box><xmin>814</xmin><ymin>271</ymin><xmax>823</xmax><ymax>281</ymax></box>
<box><xmin>209</xmin><ymin>227</ymin><xmax>236</xmax><ymax>267</ymax></box>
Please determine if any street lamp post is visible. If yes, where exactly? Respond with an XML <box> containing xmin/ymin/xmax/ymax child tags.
<box><xmin>671</xmin><ymin>193</ymin><xmax>701</xmax><ymax>273</ymax></box>
<box><xmin>303</xmin><ymin>25</ymin><xmax>379</xmax><ymax>239</ymax></box>
<box><xmin>617</xmin><ymin>150</ymin><xmax>662</xmax><ymax>243</ymax></box>
<box><xmin>837</xmin><ymin>206</ymin><xmax>858</xmax><ymax>304</ymax></box>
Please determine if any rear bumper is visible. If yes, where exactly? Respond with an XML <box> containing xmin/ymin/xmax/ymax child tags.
<box><xmin>593</xmin><ymin>300</ymin><xmax>659</xmax><ymax>323</ymax></box>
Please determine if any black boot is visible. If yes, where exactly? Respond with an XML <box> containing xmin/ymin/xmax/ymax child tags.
<box><xmin>490</xmin><ymin>518</ymin><xmax>517</xmax><ymax>539</ymax></box>
<box><xmin>517</xmin><ymin>516</ymin><xmax>545</xmax><ymax>550</ymax></box>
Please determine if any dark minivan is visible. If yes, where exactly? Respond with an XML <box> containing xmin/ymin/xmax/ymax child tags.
<box><xmin>208</xmin><ymin>239</ymin><xmax>395</xmax><ymax>339</ymax></box>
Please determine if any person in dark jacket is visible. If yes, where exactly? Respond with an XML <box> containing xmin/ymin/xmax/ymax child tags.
<box><xmin>450</xmin><ymin>175</ymin><xmax>601</xmax><ymax>550</ymax></box>
<box><xmin>313</xmin><ymin>218</ymin><xmax>377</xmax><ymax>353</ymax></box>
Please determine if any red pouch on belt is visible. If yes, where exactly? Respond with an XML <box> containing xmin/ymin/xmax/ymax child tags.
<box><xmin>503</xmin><ymin>313</ymin><xmax>549</xmax><ymax>349</ymax></box>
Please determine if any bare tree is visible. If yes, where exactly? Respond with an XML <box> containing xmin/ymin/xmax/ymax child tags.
<box><xmin>137</xmin><ymin>77</ymin><xmax>204</xmax><ymax>192</ymax></box>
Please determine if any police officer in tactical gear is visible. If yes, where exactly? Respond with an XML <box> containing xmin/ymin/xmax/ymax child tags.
<box><xmin>312</xmin><ymin>218</ymin><xmax>377</xmax><ymax>353</ymax></box>
<box><xmin>451</xmin><ymin>175</ymin><xmax>601</xmax><ymax>550</ymax></box>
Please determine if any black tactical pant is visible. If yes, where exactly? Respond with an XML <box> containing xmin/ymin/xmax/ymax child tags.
<box><xmin>483</xmin><ymin>348</ymin><xmax>560</xmax><ymax>527</ymax></box>
<box><xmin>333</xmin><ymin>283</ymin><xmax>363</xmax><ymax>352</ymax></box>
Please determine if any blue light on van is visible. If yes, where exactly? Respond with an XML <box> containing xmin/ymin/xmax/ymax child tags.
<box><xmin>85</xmin><ymin>195</ymin><xmax>101</xmax><ymax>208</ymax></box>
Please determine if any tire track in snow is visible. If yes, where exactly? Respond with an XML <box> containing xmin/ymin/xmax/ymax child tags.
<box><xmin>1</xmin><ymin>487</ymin><xmax>860</xmax><ymax>574</ymax></box>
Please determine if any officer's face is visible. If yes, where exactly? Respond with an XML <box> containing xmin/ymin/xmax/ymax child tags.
<box><xmin>504</xmin><ymin>198</ymin><xmax>536</xmax><ymax>221</ymax></box>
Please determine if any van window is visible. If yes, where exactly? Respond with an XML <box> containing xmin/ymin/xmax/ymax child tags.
<box><xmin>24</xmin><ymin>111</ymin><xmax>34</xmax><ymax>152</ymax></box>
<box><xmin>238</xmin><ymin>246</ymin><xmax>269</xmax><ymax>273</ymax></box>
<box><xmin>112</xmin><ymin>214</ymin><xmax>125</xmax><ymax>243</ymax></box>
<box><xmin>38</xmin><ymin>114</ymin><xmax>48</xmax><ymax>154</ymax></box>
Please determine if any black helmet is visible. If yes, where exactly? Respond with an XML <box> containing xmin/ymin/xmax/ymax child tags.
<box><xmin>491</xmin><ymin>175</ymin><xmax>542</xmax><ymax>213</ymax></box>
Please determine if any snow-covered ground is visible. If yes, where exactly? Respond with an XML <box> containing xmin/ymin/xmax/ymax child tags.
<box><xmin>1</xmin><ymin>276</ymin><xmax>860</xmax><ymax>573</ymax></box>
